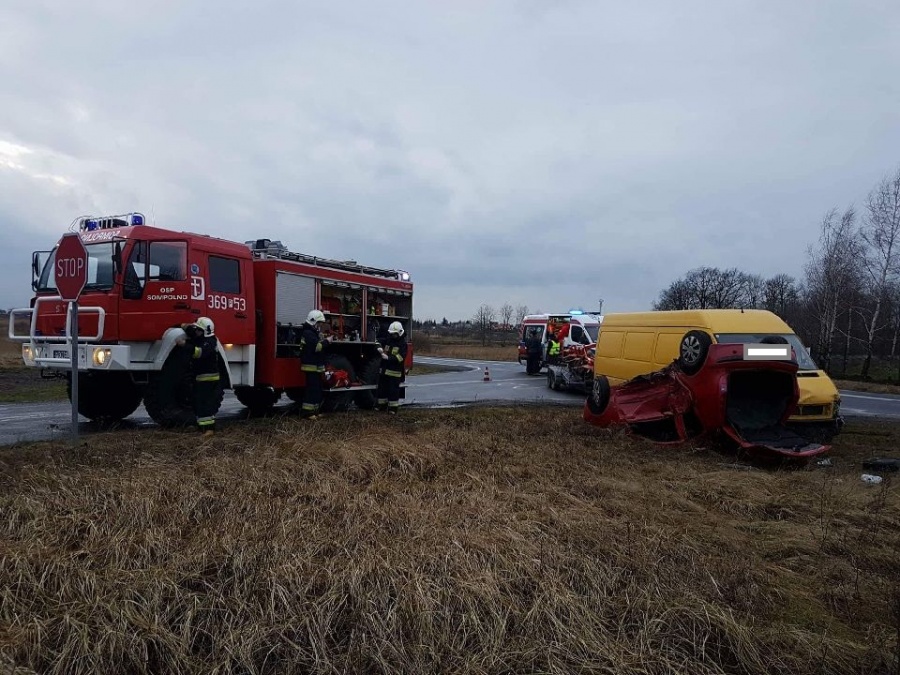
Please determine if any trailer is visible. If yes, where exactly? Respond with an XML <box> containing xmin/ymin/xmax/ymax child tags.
<box><xmin>546</xmin><ymin>343</ymin><xmax>596</xmax><ymax>393</ymax></box>
<box><xmin>8</xmin><ymin>213</ymin><xmax>414</xmax><ymax>425</ymax></box>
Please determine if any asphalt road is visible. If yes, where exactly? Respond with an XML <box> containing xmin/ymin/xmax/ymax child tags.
<box><xmin>2</xmin><ymin>356</ymin><xmax>899</xmax><ymax>446</ymax></box>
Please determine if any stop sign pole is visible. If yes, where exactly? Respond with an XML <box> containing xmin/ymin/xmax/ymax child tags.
<box><xmin>55</xmin><ymin>233</ymin><xmax>88</xmax><ymax>442</ymax></box>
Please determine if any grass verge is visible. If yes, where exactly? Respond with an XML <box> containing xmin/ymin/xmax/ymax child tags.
<box><xmin>0</xmin><ymin>409</ymin><xmax>897</xmax><ymax>674</ymax></box>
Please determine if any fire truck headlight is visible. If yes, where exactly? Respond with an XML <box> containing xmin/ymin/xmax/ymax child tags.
<box><xmin>23</xmin><ymin>345</ymin><xmax>34</xmax><ymax>363</ymax></box>
<box><xmin>92</xmin><ymin>348</ymin><xmax>111</xmax><ymax>367</ymax></box>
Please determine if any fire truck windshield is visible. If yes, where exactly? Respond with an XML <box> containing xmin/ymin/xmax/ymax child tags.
<box><xmin>36</xmin><ymin>242</ymin><xmax>118</xmax><ymax>293</ymax></box>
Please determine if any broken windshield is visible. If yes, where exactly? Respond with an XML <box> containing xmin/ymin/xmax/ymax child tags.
<box><xmin>36</xmin><ymin>242</ymin><xmax>117</xmax><ymax>293</ymax></box>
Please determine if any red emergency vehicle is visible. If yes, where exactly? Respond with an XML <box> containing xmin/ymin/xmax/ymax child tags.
<box><xmin>517</xmin><ymin>311</ymin><xmax>602</xmax><ymax>368</ymax></box>
<box><xmin>9</xmin><ymin>213</ymin><xmax>414</xmax><ymax>425</ymax></box>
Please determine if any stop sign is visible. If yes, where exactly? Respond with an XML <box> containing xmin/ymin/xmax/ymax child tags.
<box><xmin>55</xmin><ymin>233</ymin><xmax>89</xmax><ymax>301</ymax></box>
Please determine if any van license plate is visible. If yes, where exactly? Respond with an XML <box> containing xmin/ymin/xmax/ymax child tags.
<box><xmin>53</xmin><ymin>350</ymin><xmax>68</xmax><ymax>359</ymax></box>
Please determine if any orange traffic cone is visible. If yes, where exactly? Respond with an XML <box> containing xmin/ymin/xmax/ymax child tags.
<box><xmin>483</xmin><ymin>366</ymin><xmax>491</xmax><ymax>382</ymax></box>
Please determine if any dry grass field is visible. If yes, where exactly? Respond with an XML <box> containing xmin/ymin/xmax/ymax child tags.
<box><xmin>0</xmin><ymin>408</ymin><xmax>898</xmax><ymax>674</ymax></box>
<box><xmin>0</xmin><ymin>318</ymin><xmax>67</xmax><ymax>403</ymax></box>
<box><xmin>413</xmin><ymin>333</ymin><xmax>519</xmax><ymax>363</ymax></box>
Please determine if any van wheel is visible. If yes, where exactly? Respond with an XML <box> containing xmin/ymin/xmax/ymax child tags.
<box><xmin>587</xmin><ymin>375</ymin><xmax>611</xmax><ymax>414</ymax></box>
<box><xmin>678</xmin><ymin>330</ymin><xmax>712</xmax><ymax>375</ymax></box>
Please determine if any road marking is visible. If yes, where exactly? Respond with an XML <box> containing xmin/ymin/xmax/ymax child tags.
<box><xmin>408</xmin><ymin>377</ymin><xmax>539</xmax><ymax>388</ymax></box>
<box><xmin>840</xmin><ymin>392</ymin><xmax>900</xmax><ymax>402</ymax></box>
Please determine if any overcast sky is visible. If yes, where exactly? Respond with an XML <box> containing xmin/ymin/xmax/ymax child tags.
<box><xmin>2</xmin><ymin>0</ymin><xmax>899</xmax><ymax>321</ymax></box>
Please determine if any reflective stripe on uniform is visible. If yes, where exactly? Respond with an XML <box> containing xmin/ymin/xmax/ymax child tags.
<box><xmin>301</xmin><ymin>365</ymin><xmax>319</xmax><ymax>373</ymax></box>
<box><xmin>193</xmin><ymin>347</ymin><xmax>202</xmax><ymax>358</ymax></box>
<box><xmin>315</xmin><ymin>343</ymin><xmax>323</xmax><ymax>352</ymax></box>
<box><xmin>196</xmin><ymin>373</ymin><xmax>220</xmax><ymax>382</ymax></box>
<box><xmin>198</xmin><ymin>417</ymin><xmax>215</xmax><ymax>427</ymax></box>
<box><xmin>387</xmin><ymin>401</ymin><xmax>400</xmax><ymax>409</ymax></box>
<box><xmin>385</xmin><ymin>369</ymin><xmax>403</xmax><ymax>378</ymax></box>
<box><xmin>301</xmin><ymin>403</ymin><xmax>319</xmax><ymax>412</ymax></box>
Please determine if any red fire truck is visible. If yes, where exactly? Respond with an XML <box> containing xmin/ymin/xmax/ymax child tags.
<box><xmin>8</xmin><ymin>213</ymin><xmax>414</xmax><ymax>426</ymax></box>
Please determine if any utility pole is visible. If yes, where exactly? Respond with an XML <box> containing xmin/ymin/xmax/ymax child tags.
<box><xmin>598</xmin><ymin>299</ymin><xmax>603</xmax><ymax>315</ymax></box>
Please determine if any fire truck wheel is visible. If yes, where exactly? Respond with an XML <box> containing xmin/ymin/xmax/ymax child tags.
<box><xmin>587</xmin><ymin>375</ymin><xmax>611</xmax><ymax>415</ymax></box>
<box><xmin>144</xmin><ymin>350</ymin><xmax>200</xmax><ymax>428</ymax></box>
<box><xmin>285</xmin><ymin>387</ymin><xmax>305</xmax><ymax>403</ymax></box>
<box><xmin>66</xmin><ymin>371</ymin><xmax>142</xmax><ymax>422</ymax></box>
<box><xmin>321</xmin><ymin>355</ymin><xmax>357</xmax><ymax>413</ymax></box>
<box><xmin>235</xmin><ymin>385</ymin><xmax>281</xmax><ymax>413</ymax></box>
<box><xmin>678</xmin><ymin>330</ymin><xmax>712</xmax><ymax>375</ymax></box>
<box><xmin>353</xmin><ymin>357</ymin><xmax>382</xmax><ymax>410</ymax></box>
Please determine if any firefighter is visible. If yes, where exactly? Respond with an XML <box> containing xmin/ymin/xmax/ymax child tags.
<box><xmin>299</xmin><ymin>309</ymin><xmax>329</xmax><ymax>418</ymax></box>
<box><xmin>376</xmin><ymin>321</ymin><xmax>408</xmax><ymax>414</ymax></box>
<box><xmin>175</xmin><ymin>316</ymin><xmax>220</xmax><ymax>435</ymax></box>
<box><xmin>525</xmin><ymin>327</ymin><xmax>543</xmax><ymax>375</ymax></box>
<box><xmin>546</xmin><ymin>328</ymin><xmax>561</xmax><ymax>365</ymax></box>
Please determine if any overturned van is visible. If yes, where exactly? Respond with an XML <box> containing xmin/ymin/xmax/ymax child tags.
<box><xmin>593</xmin><ymin>310</ymin><xmax>842</xmax><ymax>440</ymax></box>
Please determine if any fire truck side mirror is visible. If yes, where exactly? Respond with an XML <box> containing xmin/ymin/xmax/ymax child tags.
<box><xmin>31</xmin><ymin>250</ymin><xmax>49</xmax><ymax>290</ymax></box>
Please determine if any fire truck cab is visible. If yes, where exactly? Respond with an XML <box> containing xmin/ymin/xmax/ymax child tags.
<box><xmin>9</xmin><ymin>213</ymin><xmax>414</xmax><ymax>426</ymax></box>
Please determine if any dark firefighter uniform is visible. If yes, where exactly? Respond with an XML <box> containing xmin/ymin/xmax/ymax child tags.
<box><xmin>525</xmin><ymin>329</ymin><xmax>543</xmax><ymax>375</ymax></box>
<box><xmin>376</xmin><ymin>332</ymin><xmax>408</xmax><ymax>413</ymax></box>
<box><xmin>180</xmin><ymin>324</ymin><xmax>220</xmax><ymax>433</ymax></box>
<box><xmin>299</xmin><ymin>322</ymin><xmax>327</xmax><ymax>417</ymax></box>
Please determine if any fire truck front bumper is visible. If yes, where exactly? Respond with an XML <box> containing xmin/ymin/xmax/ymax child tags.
<box><xmin>22</xmin><ymin>343</ymin><xmax>134</xmax><ymax>371</ymax></box>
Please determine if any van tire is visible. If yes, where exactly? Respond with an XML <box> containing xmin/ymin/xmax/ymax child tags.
<box><xmin>587</xmin><ymin>375</ymin><xmax>611</xmax><ymax>414</ymax></box>
<box><xmin>678</xmin><ymin>330</ymin><xmax>712</xmax><ymax>375</ymax></box>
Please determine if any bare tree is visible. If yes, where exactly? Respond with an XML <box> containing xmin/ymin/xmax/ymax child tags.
<box><xmin>804</xmin><ymin>207</ymin><xmax>863</xmax><ymax>371</ymax></box>
<box><xmin>499</xmin><ymin>303</ymin><xmax>514</xmax><ymax>330</ymax></box>
<box><xmin>654</xmin><ymin>266</ymin><xmax>765</xmax><ymax>310</ymax></box>
<box><xmin>741</xmin><ymin>273</ymin><xmax>766</xmax><ymax>309</ymax></box>
<box><xmin>858</xmin><ymin>167</ymin><xmax>900</xmax><ymax>377</ymax></box>
<box><xmin>472</xmin><ymin>304</ymin><xmax>496</xmax><ymax>347</ymax></box>
<box><xmin>764</xmin><ymin>274</ymin><xmax>801</xmax><ymax>322</ymax></box>
<box><xmin>515</xmin><ymin>304</ymin><xmax>529</xmax><ymax>326</ymax></box>
<box><xmin>498</xmin><ymin>303</ymin><xmax>515</xmax><ymax>346</ymax></box>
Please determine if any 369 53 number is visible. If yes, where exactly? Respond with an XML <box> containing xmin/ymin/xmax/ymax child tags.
<box><xmin>208</xmin><ymin>295</ymin><xmax>246</xmax><ymax>311</ymax></box>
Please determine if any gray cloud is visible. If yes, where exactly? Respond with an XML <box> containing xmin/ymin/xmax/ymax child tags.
<box><xmin>1</xmin><ymin>0</ymin><xmax>899</xmax><ymax>320</ymax></box>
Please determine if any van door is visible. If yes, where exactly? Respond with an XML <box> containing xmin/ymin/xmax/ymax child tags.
<box><xmin>119</xmin><ymin>239</ymin><xmax>194</xmax><ymax>341</ymax></box>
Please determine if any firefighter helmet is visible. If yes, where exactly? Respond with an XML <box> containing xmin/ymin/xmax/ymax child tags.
<box><xmin>195</xmin><ymin>317</ymin><xmax>215</xmax><ymax>337</ymax></box>
<box><xmin>307</xmin><ymin>309</ymin><xmax>326</xmax><ymax>325</ymax></box>
<box><xmin>388</xmin><ymin>321</ymin><xmax>404</xmax><ymax>336</ymax></box>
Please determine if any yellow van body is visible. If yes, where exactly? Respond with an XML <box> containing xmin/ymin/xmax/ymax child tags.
<box><xmin>594</xmin><ymin>309</ymin><xmax>842</xmax><ymax>432</ymax></box>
